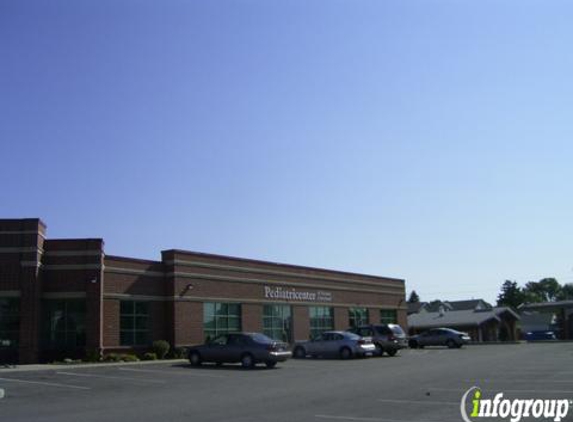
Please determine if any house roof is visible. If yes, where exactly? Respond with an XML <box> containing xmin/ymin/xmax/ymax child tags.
<box><xmin>407</xmin><ymin>302</ymin><xmax>425</xmax><ymax>314</ymax></box>
<box><xmin>417</xmin><ymin>299</ymin><xmax>492</xmax><ymax>314</ymax></box>
<box><xmin>519</xmin><ymin>300</ymin><xmax>573</xmax><ymax>311</ymax></box>
<box><xmin>408</xmin><ymin>307</ymin><xmax>520</xmax><ymax>330</ymax></box>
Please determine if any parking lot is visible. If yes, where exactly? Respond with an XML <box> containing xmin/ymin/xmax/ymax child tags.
<box><xmin>0</xmin><ymin>343</ymin><xmax>572</xmax><ymax>422</ymax></box>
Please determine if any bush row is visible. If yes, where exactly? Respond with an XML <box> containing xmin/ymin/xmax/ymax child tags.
<box><xmin>56</xmin><ymin>340</ymin><xmax>188</xmax><ymax>364</ymax></box>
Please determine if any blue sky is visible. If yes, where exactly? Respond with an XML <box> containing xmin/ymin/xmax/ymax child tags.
<box><xmin>2</xmin><ymin>1</ymin><xmax>572</xmax><ymax>303</ymax></box>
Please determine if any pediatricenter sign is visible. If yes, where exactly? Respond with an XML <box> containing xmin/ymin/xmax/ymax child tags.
<box><xmin>461</xmin><ymin>387</ymin><xmax>571</xmax><ymax>422</ymax></box>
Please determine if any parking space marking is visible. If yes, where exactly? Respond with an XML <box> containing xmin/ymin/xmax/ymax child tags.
<box><xmin>377</xmin><ymin>399</ymin><xmax>458</xmax><ymax>406</ymax></box>
<box><xmin>117</xmin><ymin>367</ymin><xmax>225</xmax><ymax>378</ymax></box>
<box><xmin>0</xmin><ymin>376</ymin><xmax>91</xmax><ymax>390</ymax></box>
<box><xmin>315</xmin><ymin>414</ymin><xmax>443</xmax><ymax>422</ymax></box>
<box><xmin>56</xmin><ymin>371</ymin><xmax>167</xmax><ymax>384</ymax></box>
<box><xmin>429</xmin><ymin>387</ymin><xmax>573</xmax><ymax>394</ymax></box>
<box><xmin>464</xmin><ymin>379</ymin><xmax>573</xmax><ymax>384</ymax></box>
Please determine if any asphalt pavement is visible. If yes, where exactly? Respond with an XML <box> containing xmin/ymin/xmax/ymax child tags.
<box><xmin>0</xmin><ymin>343</ymin><xmax>572</xmax><ymax>422</ymax></box>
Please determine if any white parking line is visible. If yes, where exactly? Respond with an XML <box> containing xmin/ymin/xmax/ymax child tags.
<box><xmin>430</xmin><ymin>387</ymin><xmax>573</xmax><ymax>394</ymax></box>
<box><xmin>56</xmin><ymin>371</ymin><xmax>166</xmax><ymax>384</ymax></box>
<box><xmin>315</xmin><ymin>415</ymin><xmax>443</xmax><ymax>422</ymax></box>
<box><xmin>464</xmin><ymin>379</ymin><xmax>573</xmax><ymax>384</ymax></box>
<box><xmin>0</xmin><ymin>376</ymin><xmax>90</xmax><ymax>390</ymax></box>
<box><xmin>377</xmin><ymin>399</ymin><xmax>458</xmax><ymax>405</ymax></box>
<box><xmin>117</xmin><ymin>367</ymin><xmax>225</xmax><ymax>378</ymax></box>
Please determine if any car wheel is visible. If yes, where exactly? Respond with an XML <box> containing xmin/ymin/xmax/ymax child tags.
<box><xmin>386</xmin><ymin>349</ymin><xmax>398</xmax><ymax>357</ymax></box>
<box><xmin>446</xmin><ymin>339</ymin><xmax>456</xmax><ymax>349</ymax></box>
<box><xmin>409</xmin><ymin>340</ymin><xmax>418</xmax><ymax>349</ymax></box>
<box><xmin>293</xmin><ymin>347</ymin><xmax>306</xmax><ymax>359</ymax></box>
<box><xmin>339</xmin><ymin>347</ymin><xmax>352</xmax><ymax>360</ymax></box>
<box><xmin>375</xmin><ymin>343</ymin><xmax>384</xmax><ymax>356</ymax></box>
<box><xmin>189</xmin><ymin>351</ymin><xmax>202</xmax><ymax>366</ymax></box>
<box><xmin>241</xmin><ymin>353</ymin><xmax>255</xmax><ymax>368</ymax></box>
<box><xmin>265</xmin><ymin>361</ymin><xmax>277</xmax><ymax>369</ymax></box>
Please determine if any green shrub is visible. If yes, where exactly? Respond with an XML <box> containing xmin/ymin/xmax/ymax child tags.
<box><xmin>120</xmin><ymin>354</ymin><xmax>139</xmax><ymax>362</ymax></box>
<box><xmin>142</xmin><ymin>352</ymin><xmax>157</xmax><ymax>361</ymax></box>
<box><xmin>104</xmin><ymin>353</ymin><xmax>122</xmax><ymax>362</ymax></box>
<box><xmin>85</xmin><ymin>348</ymin><xmax>102</xmax><ymax>363</ymax></box>
<box><xmin>169</xmin><ymin>347</ymin><xmax>187</xmax><ymax>359</ymax></box>
<box><xmin>152</xmin><ymin>340</ymin><xmax>170</xmax><ymax>359</ymax></box>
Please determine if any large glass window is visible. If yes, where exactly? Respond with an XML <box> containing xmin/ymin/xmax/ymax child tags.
<box><xmin>380</xmin><ymin>309</ymin><xmax>397</xmax><ymax>324</ymax></box>
<box><xmin>263</xmin><ymin>305</ymin><xmax>292</xmax><ymax>343</ymax></box>
<box><xmin>120</xmin><ymin>301</ymin><xmax>150</xmax><ymax>346</ymax></box>
<box><xmin>348</xmin><ymin>307</ymin><xmax>369</xmax><ymax>328</ymax></box>
<box><xmin>309</xmin><ymin>306</ymin><xmax>334</xmax><ymax>339</ymax></box>
<box><xmin>0</xmin><ymin>298</ymin><xmax>19</xmax><ymax>349</ymax></box>
<box><xmin>203</xmin><ymin>302</ymin><xmax>242</xmax><ymax>341</ymax></box>
<box><xmin>43</xmin><ymin>300</ymin><xmax>86</xmax><ymax>349</ymax></box>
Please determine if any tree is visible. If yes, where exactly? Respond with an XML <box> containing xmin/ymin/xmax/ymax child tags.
<box><xmin>557</xmin><ymin>283</ymin><xmax>573</xmax><ymax>301</ymax></box>
<box><xmin>496</xmin><ymin>280</ymin><xmax>525</xmax><ymax>309</ymax></box>
<box><xmin>523</xmin><ymin>278</ymin><xmax>561</xmax><ymax>303</ymax></box>
<box><xmin>407</xmin><ymin>290</ymin><xmax>420</xmax><ymax>303</ymax></box>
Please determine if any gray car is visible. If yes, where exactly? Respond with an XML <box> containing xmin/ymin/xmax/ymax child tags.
<box><xmin>409</xmin><ymin>327</ymin><xmax>471</xmax><ymax>349</ymax></box>
<box><xmin>188</xmin><ymin>332</ymin><xmax>291</xmax><ymax>368</ymax></box>
<box><xmin>347</xmin><ymin>324</ymin><xmax>408</xmax><ymax>357</ymax></box>
<box><xmin>293</xmin><ymin>331</ymin><xmax>376</xmax><ymax>359</ymax></box>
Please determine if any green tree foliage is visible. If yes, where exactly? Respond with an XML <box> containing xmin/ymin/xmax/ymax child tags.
<box><xmin>407</xmin><ymin>290</ymin><xmax>420</xmax><ymax>303</ymax></box>
<box><xmin>557</xmin><ymin>283</ymin><xmax>573</xmax><ymax>301</ymax></box>
<box><xmin>497</xmin><ymin>277</ymin><xmax>571</xmax><ymax>308</ymax></box>
<box><xmin>523</xmin><ymin>278</ymin><xmax>561</xmax><ymax>302</ymax></box>
<box><xmin>496</xmin><ymin>280</ymin><xmax>525</xmax><ymax>309</ymax></box>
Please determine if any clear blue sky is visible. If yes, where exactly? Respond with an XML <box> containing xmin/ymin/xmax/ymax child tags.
<box><xmin>2</xmin><ymin>1</ymin><xmax>572</xmax><ymax>303</ymax></box>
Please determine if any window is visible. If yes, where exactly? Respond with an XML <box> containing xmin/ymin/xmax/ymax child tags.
<box><xmin>43</xmin><ymin>300</ymin><xmax>86</xmax><ymax>349</ymax></box>
<box><xmin>120</xmin><ymin>301</ymin><xmax>150</xmax><ymax>346</ymax></box>
<box><xmin>0</xmin><ymin>298</ymin><xmax>19</xmax><ymax>349</ymax></box>
<box><xmin>348</xmin><ymin>307</ymin><xmax>369</xmax><ymax>328</ymax></box>
<box><xmin>380</xmin><ymin>309</ymin><xmax>397</xmax><ymax>324</ymax></box>
<box><xmin>309</xmin><ymin>306</ymin><xmax>334</xmax><ymax>339</ymax></box>
<box><xmin>263</xmin><ymin>305</ymin><xmax>292</xmax><ymax>343</ymax></box>
<box><xmin>203</xmin><ymin>302</ymin><xmax>242</xmax><ymax>341</ymax></box>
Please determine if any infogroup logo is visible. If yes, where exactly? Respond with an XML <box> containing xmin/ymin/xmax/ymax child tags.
<box><xmin>460</xmin><ymin>387</ymin><xmax>571</xmax><ymax>422</ymax></box>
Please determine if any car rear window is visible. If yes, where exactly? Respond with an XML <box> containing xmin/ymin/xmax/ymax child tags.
<box><xmin>389</xmin><ymin>325</ymin><xmax>405</xmax><ymax>335</ymax></box>
<box><xmin>344</xmin><ymin>332</ymin><xmax>361</xmax><ymax>340</ymax></box>
<box><xmin>248</xmin><ymin>333</ymin><xmax>275</xmax><ymax>343</ymax></box>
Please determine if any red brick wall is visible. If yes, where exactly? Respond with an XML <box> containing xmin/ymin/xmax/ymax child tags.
<box><xmin>292</xmin><ymin>305</ymin><xmax>310</xmax><ymax>341</ymax></box>
<box><xmin>242</xmin><ymin>303</ymin><xmax>263</xmax><ymax>332</ymax></box>
<box><xmin>334</xmin><ymin>307</ymin><xmax>348</xmax><ymax>330</ymax></box>
<box><xmin>172</xmin><ymin>301</ymin><xmax>203</xmax><ymax>346</ymax></box>
<box><xmin>102</xmin><ymin>299</ymin><xmax>120</xmax><ymax>347</ymax></box>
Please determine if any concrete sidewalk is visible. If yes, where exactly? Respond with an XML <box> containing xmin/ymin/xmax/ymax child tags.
<box><xmin>0</xmin><ymin>358</ymin><xmax>187</xmax><ymax>373</ymax></box>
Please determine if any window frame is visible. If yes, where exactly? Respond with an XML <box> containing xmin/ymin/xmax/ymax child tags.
<box><xmin>119</xmin><ymin>300</ymin><xmax>150</xmax><ymax>347</ymax></box>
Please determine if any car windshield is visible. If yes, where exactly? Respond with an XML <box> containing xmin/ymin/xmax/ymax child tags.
<box><xmin>247</xmin><ymin>333</ymin><xmax>275</xmax><ymax>343</ymax></box>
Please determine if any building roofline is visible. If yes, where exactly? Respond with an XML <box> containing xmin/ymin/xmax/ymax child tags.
<box><xmin>162</xmin><ymin>249</ymin><xmax>404</xmax><ymax>283</ymax></box>
<box><xmin>105</xmin><ymin>254</ymin><xmax>162</xmax><ymax>265</ymax></box>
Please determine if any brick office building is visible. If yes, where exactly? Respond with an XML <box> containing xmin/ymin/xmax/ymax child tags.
<box><xmin>0</xmin><ymin>218</ymin><xmax>407</xmax><ymax>364</ymax></box>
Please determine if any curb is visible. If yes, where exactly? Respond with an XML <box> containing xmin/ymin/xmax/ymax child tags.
<box><xmin>0</xmin><ymin>358</ymin><xmax>188</xmax><ymax>373</ymax></box>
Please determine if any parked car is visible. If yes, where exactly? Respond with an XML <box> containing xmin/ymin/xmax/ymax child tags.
<box><xmin>525</xmin><ymin>330</ymin><xmax>557</xmax><ymax>341</ymax></box>
<box><xmin>187</xmin><ymin>332</ymin><xmax>291</xmax><ymax>368</ymax></box>
<box><xmin>293</xmin><ymin>331</ymin><xmax>376</xmax><ymax>359</ymax></box>
<box><xmin>409</xmin><ymin>328</ymin><xmax>471</xmax><ymax>349</ymax></box>
<box><xmin>347</xmin><ymin>324</ymin><xmax>407</xmax><ymax>357</ymax></box>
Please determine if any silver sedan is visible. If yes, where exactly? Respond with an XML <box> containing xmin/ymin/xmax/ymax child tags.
<box><xmin>293</xmin><ymin>331</ymin><xmax>376</xmax><ymax>359</ymax></box>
